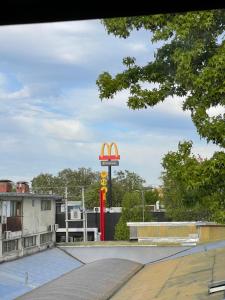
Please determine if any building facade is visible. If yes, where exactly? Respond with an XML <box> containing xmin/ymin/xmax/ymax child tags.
<box><xmin>56</xmin><ymin>200</ymin><xmax>122</xmax><ymax>242</ymax></box>
<box><xmin>0</xmin><ymin>180</ymin><xmax>62</xmax><ymax>263</ymax></box>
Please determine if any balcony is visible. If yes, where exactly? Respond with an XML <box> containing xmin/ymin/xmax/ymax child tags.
<box><xmin>2</xmin><ymin>216</ymin><xmax>22</xmax><ymax>232</ymax></box>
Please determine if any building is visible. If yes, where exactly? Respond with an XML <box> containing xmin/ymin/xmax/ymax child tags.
<box><xmin>56</xmin><ymin>199</ymin><xmax>122</xmax><ymax>242</ymax></box>
<box><xmin>0</xmin><ymin>180</ymin><xmax>62</xmax><ymax>263</ymax></box>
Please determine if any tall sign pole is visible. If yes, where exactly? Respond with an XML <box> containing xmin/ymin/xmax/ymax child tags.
<box><xmin>100</xmin><ymin>171</ymin><xmax>107</xmax><ymax>241</ymax></box>
<box><xmin>99</xmin><ymin>143</ymin><xmax>120</xmax><ymax>208</ymax></box>
<box><xmin>99</xmin><ymin>143</ymin><xmax>120</xmax><ymax>241</ymax></box>
<box><xmin>108</xmin><ymin>165</ymin><xmax>112</xmax><ymax>207</ymax></box>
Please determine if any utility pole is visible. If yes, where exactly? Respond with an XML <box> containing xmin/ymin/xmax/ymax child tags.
<box><xmin>141</xmin><ymin>189</ymin><xmax>145</xmax><ymax>222</ymax></box>
<box><xmin>82</xmin><ymin>186</ymin><xmax>86</xmax><ymax>242</ymax></box>
<box><xmin>65</xmin><ymin>186</ymin><xmax>69</xmax><ymax>243</ymax></box>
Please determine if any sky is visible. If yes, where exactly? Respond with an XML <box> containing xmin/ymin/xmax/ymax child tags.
<box><xmin>0</xmin><ymin>18</ymin><xmax>222</xmax><ymax>187</ymax></box>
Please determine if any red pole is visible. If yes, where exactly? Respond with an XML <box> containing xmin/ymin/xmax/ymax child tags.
<box><xmin>100</xmin><ymin>189</ymin><xmax>105</xmax><ymax>241</ymax></box>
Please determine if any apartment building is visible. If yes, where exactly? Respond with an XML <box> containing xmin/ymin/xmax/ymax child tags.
<box><xmin>0</xmin><ymin>180</ymin><xmax>62</xmax><ymax>263</ymax></box>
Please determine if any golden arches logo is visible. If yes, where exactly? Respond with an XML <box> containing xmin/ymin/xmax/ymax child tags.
<box><xmin>99</xmin><ymin>142</ymin><xmax>120</xmax><ymax>160</ymax></box>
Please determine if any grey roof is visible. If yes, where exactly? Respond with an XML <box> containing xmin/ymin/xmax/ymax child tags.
<box><xmin>17</xmin><ymin>258</ymin><xmax>142</xmax><ymax>300</ymax></box>
<box><xmin>0</xmin><ymin>248</ymin><xmax>82</xmax><ymax>300</ymax></box>
<box><xmin>0</xmin><ymin>192</ymin><xmax>62</xmax><ymax>200</ymax></box>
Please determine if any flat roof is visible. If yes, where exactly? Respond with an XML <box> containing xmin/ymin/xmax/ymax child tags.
<box><xmin>0</xmin><ymin>192</ymin><xmax>62</xmax><ymax>200</ymax></box>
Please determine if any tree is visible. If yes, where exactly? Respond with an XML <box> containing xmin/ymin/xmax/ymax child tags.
<box><xmin>97</xmin><ymin>10</ymin><xmax>225</xmax><ymax>147</ymax></box>
<box><xmin>115</xmin><ymin>191</ymin><xmax>152</xmax><ymax>240</ymax></box>
<box><xmin>32</xmin><ymin>173</ymin><xmax>57</xmax><ymax>194</ymax></box>
<box><xmin>31</xmin><ymin>168</ymin><xmax>100</xmax><ymax>201</ymax></box>
<box><xmin>161</xmin><ymin>141</ymin><xmax>225</xmax><ymax>222</ymax></box>
<box><xmin>144</xmin><ymin>188</ymin><xmax>161</xmax><ymax>205</ymax></box>
<box><xmin>112</xmin><ymin>170</ymin><xmax>145</xmax><ymax>207</ymax></box>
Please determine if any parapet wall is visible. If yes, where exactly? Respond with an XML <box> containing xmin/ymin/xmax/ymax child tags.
<box><xmin>127</xmin><ymin>222</ymin><xmax>225</xmax><ymax>245</ymax></box>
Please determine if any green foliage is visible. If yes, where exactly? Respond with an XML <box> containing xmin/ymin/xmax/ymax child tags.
<box><xmin>97</xmin><ymin>10</ymin><xmax>225</xmax><ymax>147</ymax></box>
<box><xmin>115</xmin><ymin>191</ymin><xmax>152</xmax><ymax>240</ymax></box>
<box><xmin>161</xmin><ymin>141</ymin><xmax>225</xmax><ymax>222</ymax></box>
<box><xmin>144</xmin><ymin>188</ymin><xmax>161</xmax><ymax>205</ymax></box>
<box><xmin>32</xmin><ymin>168</ymin><xmax>100</xmax><ymax>201</ymax></box>
<box><xmin>85</xmin><ymin>182</ymin><xmax>101</xmax><ymax>209</ymax></box>
<box><xmin>32</xmin><ymin>168</ymin><xmax>146</xmax><ymax>208</ymax></box>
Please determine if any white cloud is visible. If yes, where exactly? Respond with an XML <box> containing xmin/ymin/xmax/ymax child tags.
<box><xmin>127</xmin><ymin>42</ymin><xmax>148</xmax><ymax>52</ymax></box>
<box><xmin>207</xmin><ymin>105</ymin><xmax>225</xmax><ymax>118</ymax></box>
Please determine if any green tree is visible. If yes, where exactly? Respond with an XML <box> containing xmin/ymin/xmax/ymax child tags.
<box><xmin>144</xmin><ymin>188</ymin><xmax>161</xmax><ymax>205</ymax></box>
<box><xmin>115</xmin><ymin>191</ymin><xmax>152</xmax><ymax>240</ymax></box>
<box><xmin>31</xmin><ymin>168</ymin><xmax>100</xmax><ymax>201</ymax></box>
<box><xmin>111</xmin><ymin>170</ymin><xmax>145</xmax><ymax>207</ymax></box>
<box><xmin>161</xmin><ymin>141</ymin><xmax>225</xmax><ymax>222</ymax></box>
<box><xmin>97</xmin><ymin>10</ymin><xmax>225</xmax><ymax>147</ymax></box>
<box><xmin>32</xmin><ymin>173</ymin><xmax>57</xmax><ymax>194</ymax></box>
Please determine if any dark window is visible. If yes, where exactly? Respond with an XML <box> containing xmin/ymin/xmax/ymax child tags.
<box><xmin>41</xmin><ymin>200</ymin><xmax>51</xmax><ymax>211</ymax></box>
<box><xmin>3</xmin><ymin>239</ymin><xmax>18</xmax><ymax>253</ymax></box>
<box><xmin>40</xmin><ymin>232</ymin><xmax>52</xmax><ymax>244</ymax></box>
<box><xmin>10</xmin><ymin>201</ymin><xmax>21</xmax><ymax>216</ymax></box>
<box><xmin>23</xmin><ymin>236</ymin><xmax>36</xmax><ymax>248</ymax></box>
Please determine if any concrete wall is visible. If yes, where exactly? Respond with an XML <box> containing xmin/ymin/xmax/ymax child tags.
<box><xmin>198</xmin><ymin>225</ymin><xmax>225</xmax><ymax>243</ymax></box>
<box><xmin>137</xmin><ymin>224</ymin><xmax>197</xmax><ymax>238</ymax></box>
<box><xmin>22</xmin><ymin>198</ymin><xmax>55</xmax><ymax>235</ymax></box>
<box><xmin>0</xmin><ymin>197</ymin><xmax>56</xmax><ymax>263</ymax></box>
<box><xmin>127</xmin><ymin>222</ymin><xmax>225</xmax><ymax>245</ymax></box>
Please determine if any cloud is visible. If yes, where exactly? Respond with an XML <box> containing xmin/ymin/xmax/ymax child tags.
<box><xmin>207</xmin><ymin>105</ymin><xmax>225</xmax><ymax>118</ymax></box>
<box><xmin>0</xmin><ymin>19</ymin><xmax>221</xmax><ymax>187</ymax></box>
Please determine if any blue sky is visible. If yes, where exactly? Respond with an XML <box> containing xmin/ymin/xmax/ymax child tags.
<box><xmin>0</xmin><ymin>19</ymin><xmax>222</xmax><ymax>186</ymax></box>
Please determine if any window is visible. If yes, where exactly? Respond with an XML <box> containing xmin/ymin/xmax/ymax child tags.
<box><xmin>40</xmin><ymin>232</ymin><xmax>52</xmax><ymax>244</ymax></box>
<box><xmin>10</xmin><ymin>201</ymin><xmax>21</xmax><ymax>216</ymax></box>
<box><xmin>3</xmin><ymin>239</ymin><xmax>18</xmax><ymax>253</ymax></box>
<box><xmin>23</xmin><ymin>236</ymin><xmax>36</xmax><ymax>248</ymax></box>
<box><xmin>41</xmin><ymin>200</ymin><xmax>51</xmax><ymax>211</ymax></box>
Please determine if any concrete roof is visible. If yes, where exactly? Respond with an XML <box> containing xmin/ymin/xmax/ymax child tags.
<box><xmin>111</xmin><ymin>246</ymin><xmax>225</xmax><ymax>300</ymax></box>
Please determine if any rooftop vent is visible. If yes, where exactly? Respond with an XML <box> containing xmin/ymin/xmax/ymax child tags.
<box><xmin>0</xmin><ymin>180</ymin><xmax>12</xmax><ymax>192</ymax></box>
<box><xmin>16</xmin><ymin>181</ymin><xmax>30</xmax><ymax>193</ymax></box>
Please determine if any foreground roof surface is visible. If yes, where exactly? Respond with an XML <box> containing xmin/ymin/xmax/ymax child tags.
<box><xmin>0</xmin><ymin>248</ymin><xmax>82</xmax><ymax>300</ymax></box>
<box><xmin>17</xmin><ymin>258</ymin><xmax>142</xmax><ymax>300</ymax></box>
<box><xmin>111</xmin><ymin>245</ymin><xmax>225</xmax><ymax>300</ymax></box>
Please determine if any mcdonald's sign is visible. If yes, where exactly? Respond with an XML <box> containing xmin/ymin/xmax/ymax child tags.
<box><xmin>99</xmin><ymin>142</ymin><xmax>120</xmax><ymax>161</ymax></box>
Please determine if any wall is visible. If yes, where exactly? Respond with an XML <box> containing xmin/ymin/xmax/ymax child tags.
<box><xmin>137</xmin><ymin>224</ymin><xmax>197</xmax><ymax>238</ymax></box>
<box><xmin>22</xmin><ymin>198</ymin><xmax>55</xmax><ymax>236</ymax></box>
<box><xmin>56</xmin><ymin>211</ymin><xmax>121</xmax><ymax>241</ymax></box>
<box><xmin>198</xmin><ymin>225</ymin><xmax>225</xmax><ymax>243</ymax></box>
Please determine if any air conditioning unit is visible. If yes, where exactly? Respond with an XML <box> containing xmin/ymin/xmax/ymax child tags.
<box><xmin>5</xmin><ymin>231</ymin><xmax>12</xmax><ymax>240</ymax></box>
<box><xmin>48</xmin><ymin>225</ymin><xmax>54</xmax><ymax>232</ymax></box>
<box><xmin>1</xmin><ymin>216</ymin><xmax>7</xmax><ymax>224</ymax></box>
<box><xmin>70</xmin><ymin>209</ymin><xmax>81</xmax><ymax>220</ymax></box>
<box><xmin>54</xmin><ymin>224</ymin><xmax>59</xmax><ymax>231</ymax></box>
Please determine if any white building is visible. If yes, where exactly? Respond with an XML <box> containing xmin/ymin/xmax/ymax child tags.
<box><xmin>0</xmin><ymin>180</ymin><xmax>62</xmax><ymax>263</ymax></box>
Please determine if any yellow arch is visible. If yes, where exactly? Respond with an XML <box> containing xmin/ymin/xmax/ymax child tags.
<box><xmin>101</xmin><ymin>143</ymin><xmax>110</xmax><ymax>157</ymax></box>
<box><xmin>109</xmin><ymin>142</ymin><xmax>119</xmax><ymax>157</ymax></box>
